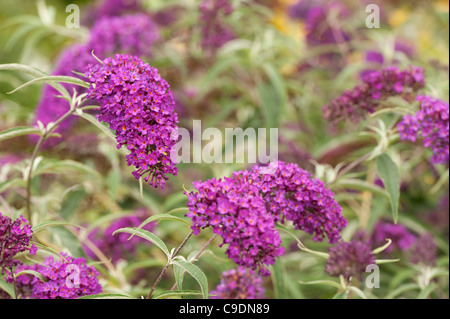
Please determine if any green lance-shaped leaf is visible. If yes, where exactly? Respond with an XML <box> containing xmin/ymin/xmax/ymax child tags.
<box><xmin>0</xmin><ymin>126</ymin><xmax>41</xmax><ymax>142</ymax></box>
<box><xmin>32</xmin><ymin>220</ymin><xmax>85</xmax><ymax>234</ymax></box>
<box><xmin>171</xmin><ymin>260</ymin><xmax>209</xmax><ymax>299</ymax></box>
<box><xmin>15</xmin><ymin>269</ymin><xmax>46</xmax><ymax>282</ymax></box>
<box><xmin>7</xmin><ymin>75</ymin><xmax>89</xmax><ymax>95</ymax></box>
<box><xmin>271</xmin><ymin>259</ymin><xmax>286</xmax><ymax>299</ymax></box>
<box><xmin>0</xmin><ymin>277</ymin><xmax>16</xmax><ymax>299</ymax></box>
<box><xmin>0</xmin><ymin>178</ymin><xmax>26</xmax><ymax>194</ymax></box>
<box><xmin>113</xmin><ymin>227</ymin><xmax>170</xmax><ymax>258</ymax></box>
<box><xmin>376</xmin><ymin>153</ymin><xmax>400</xmax><ymax>223</ymax></box>
<box><xmin>0</xmin><ymin>63</ymin><xmax>70</xmax><ymax>98</ymax></box>
<box><xmin>34</xmin><ymin>159</ymin><xmax>102</xmax><ymax>179</ymax></box>
<box><xmin>173</xmin><ymin>263</ymin><xmax>185</xmax><ymax>291</ymax></box>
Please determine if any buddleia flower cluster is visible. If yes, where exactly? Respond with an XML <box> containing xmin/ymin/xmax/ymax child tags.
<box><xmin>244</xmin><ymin>161</ymin><xmax>346</xmax><ymax>244</ymax></box>
<box><xmin>85</xmin><ymin>54</ymin><xmax>179</xmax><ymax>188</ymax></box>
<box><xmin>185</xmin><ymin>161</ymin><xmax>346</xmax><ymax>275</ymax></box>
<box><xmin>211</xmin><ymin>267</ymin><xmax>266</xmax><ymax>299</ymax></box>
<box><xmin>0</xmin><ymin>213</ymin><xmax>37</xmax><ymax>275</ymax></box>
<box><xmin>185</xmin><ymin>176</ymin><xmax>284</xmax><ymax>276</ymax></box>
<box><xmin>32</xmin><ymin>12</ymin><xmax>160</xmax><ymax>147</ymax></box>
<box><xmin>199</xmin><ymin>0</ymin><xmax>234</xmax><ymax>54</ymax></box>
<box><xmin>397</xmin><ymin>95</ymin><xmax>449</xmax><ymax>165</ymax></box>
<box><xmin>323</xmin><ymin>66</ymin><xmax>425</xmax><ymax>123</ymax></box>
<box><xmin>13</xmin><ymin>253</ymin><xmax>102</xmax><ymax>299</ymax></box>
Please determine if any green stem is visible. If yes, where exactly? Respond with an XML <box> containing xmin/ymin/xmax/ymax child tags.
<box><xmin>25</xmin><ymin>107</ymin><xmax>78</xmax><ymax>225</ymax></box>
<box><xmin>146</xmin><ymin>230</ymin><xmax>194</xmax><ymax>299</ymax></box>
<box><xmin>170</xmin><ymin>233</ymin><xmax>218</xmax><ymax>291</ymax></box>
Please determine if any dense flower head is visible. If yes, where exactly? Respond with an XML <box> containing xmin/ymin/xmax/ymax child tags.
<box><xmin>85</xmin><ymin>209</ymin><xmax>155</xmax><ymax>264</ymax></box>
<box><xmin>240</xmin><ymin>161</ymin><xmax>346</xmax><ymax>244</ymax></box>
<box><xmin>0</xmin><ymin>213</ymin><xmax>37</xmax><ymax>273</ymax></box>
<box><xmin>409</xmin><ymin>233</ymin><xmax>437</xmax><ymax>267</ymax></box>
<box><xmin>185</xmin><ymin>176</ymin><xmax>284</xmax><ymax>276</ymax></box>
<box><xmin>325</xmin><ymin>241</ymin><xmax>376</xmax><ymax>281</ymax></box>
<box><xmin>211</xmin><ymin>267</ymin><xmax>265</xmax><ymax>299</ymax></box>
<box><xmin>199</xmin><ymin>0</ymin><xmax>234</xmax><ymax>53</ymax></box>
<box><xmin>86</xmin><ymin>54</ymin><xmax>179</xmax><ymax>188</ymax></box>
<box><xmin>397</xmin><ymin>95</ymin><xmax>449</xmax><ymax>165</ymax></box>
<box><xmin>323</xmin><ymin>66</ymin><xmax>425</xmax><ymax>123</ymax></box>
<box><xmin>185</xmin><ymin>161</ymin><xmax>346</xmax><ymax>275</ymax></box>
<box><xmin>89</xmin><ymin>14</ymin><xmax>160</xmax><ymax>59</ymax></box>
<box><xmin>372</xmin><ymin>221</ymin><xmax>416</xmax><ymax>253</ymax></box>
<box><xmin>14</xmin><ymin>253</ymin><xmax>102</xmax><ymax>299</ymax></box>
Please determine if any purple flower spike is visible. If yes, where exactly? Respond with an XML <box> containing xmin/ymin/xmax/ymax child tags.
<box><xmin>185</xmin><ymin>176</ymin><xmax>284</xmax><ymax>276</ymax></box>
<box><xmin>397</xmin><ymin>95</ymin><xmax>449</xmax><ymax>165</ymax></box>
<box><xmin>185</xmin><ymin>161</ymin><xmax>346</xmax><ymax>275</ymax></box>
<box><xmin>88</xmin><ymin>13</ymin><xmax>160</xmax><ymax>59</ymax></box>
<box><xmin>0</xmin><ymin>213</ymin><xmax>37</xmax><ymax>274</ymax></box>
<box><xmin>323</xmin><ymin>66</ymin><xmax>425</xmax><ymax>123</ymax></box>
<box><xmin>14</xmin><ymin>253</ymin><xmax>102</xmax><ymax>299</ymax></box>
<box><xmin>241</xmin><ymin>161</ymin><xmax>347</xmax><ymax>244</ymax></box>
<box><xmin>199</xmin><ymin>0</ymin><xmax>234</xmax><ymax>54</ymax></box>
<box><xmin>211</xmin><ymin>267</ymin><xmax>266</xmax><ymax>299</ymax></box>
<box><xmin>86</xmin><ymin>54</ymin><xmax>179</xmax><ymax>188</ymax></box>
<box><xmin>325</xmin><ymin>241</ymin><xmax>376</xmax><ymax>281</ymax></box>
<box><xmin>410</xmin><ymin>233</ymin><xmax>437</xmax><ymax>267</ymax></box>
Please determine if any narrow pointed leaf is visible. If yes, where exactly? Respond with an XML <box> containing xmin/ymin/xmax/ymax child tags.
<box><xmin>172</xmin><ymin>260</ymin><xmax>209</xmax><ymax>299</ymax></box>
<box><xmin>376</xmin><ymin>154</ymin><xmax>400</xmax><ymax>223</ymax></box>
<box><xmin>113</xmin><ymin>227</ymin><xmax>170</xmax><ymax>258</ymax></box>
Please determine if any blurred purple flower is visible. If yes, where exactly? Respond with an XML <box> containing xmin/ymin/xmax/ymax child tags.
<box><xmin>410</xmin><ymin>233</ymin><xmax>437</xmax><ymax>267</ymax></box>
<box><xmin>397</xmin><ymin>95</ymin><xmax>449</xmax><ymax>165</ymax></box>
<box><xmin>199</xmin><ymin>0</ymin><xmax>234</xmax><ymax>54</ymax></box>
<box><xmin>304</xmin><ymin>5</ymin><xmax>350</xmax><ymax>47</ymax></box>
<box><xmin>288</xmin><ymin>0</ymin><xmax>321</xmax><ymax>21</ymax></box>
<box><xmin>360</xmin><ymin>40</ymin><xmax>416</xmax><ymax>79</ymax></box>
<box><xmin>83</xmin><ymin>0</ymin><xmax>142</xmax><ymax>26</ymax></box>
<box><xmin>427</xmin><ymin>195</ymin><xmax>449</xmax><ymax>237</ymax></box>
<box><xmin>325</xmin><ymin>241</ymin><xmax>376</xmax><ymax>281</ymax></box>
<box><xmin>85</xmin><ymin>209</ymin><xmax>155</xmax><ymax>264</ymax></box>
<box><xmin>211</xmin><ymin>267</ymin><xmax>265</xmax><ymax>299</ymax></box>
<box><xmin>31</xmin><ymin>44</ymin><xmax>96</xmax><ymax>148</ymax></box>
<box><xmin>32</xmin><ymin>13</ymin><xmax>160</xmax><ymax>148</ymax></box>
<box><xmin>372</xmin><ymin>221</ymin><xmax>416</xmax><ymax>254</ymax></box>
<box><xmin>323</xmin><ymin>66</ymin><xmax>425</xmax><ymax>123</ymax></box>
<box><xmin>88</xmin><ymin>13</ymin><xmax>160</xmax><ymax>59</ymax></box>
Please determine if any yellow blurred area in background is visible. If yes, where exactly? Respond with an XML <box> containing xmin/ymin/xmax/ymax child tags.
<box><xmin>270</xmin><ymin>0</ymin><xmax>305</xmax><ymax>40</ymax></box>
